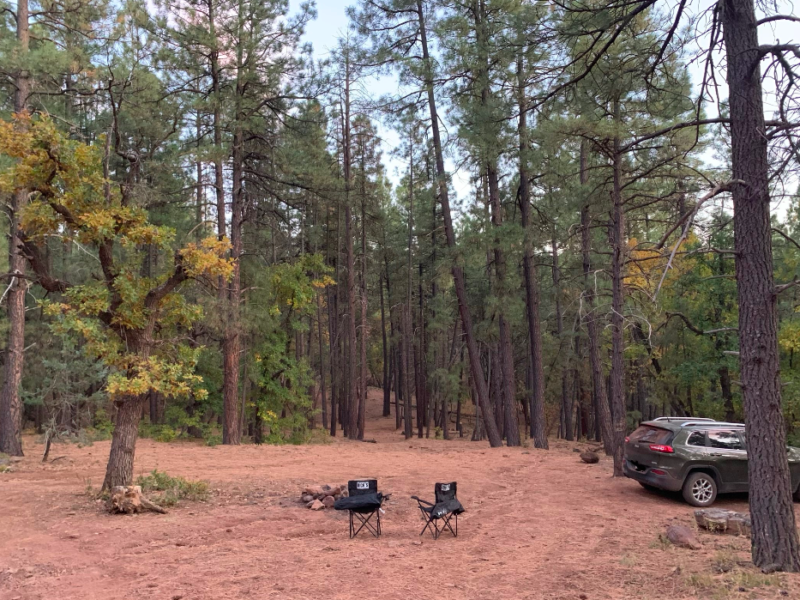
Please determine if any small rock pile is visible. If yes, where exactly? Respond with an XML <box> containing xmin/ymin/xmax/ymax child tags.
<box><xmin>300</xmin><ymin>484</ymin><xmax>349</xmax><ymax>510</ymax></box>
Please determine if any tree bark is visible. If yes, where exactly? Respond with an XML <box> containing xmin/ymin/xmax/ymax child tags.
<box><xmin>551</xmin><ymin>226</ymin><xmax>573</xmax><ymax>441</ymax></box>
<box><xmin>102</xmin><ymin>394</ymin><xmax>146</xmax><ymax>490</ymax></box>
<box><xmin>516</xmin><ymin>49</ymin><xmax>547</xmax><ymax>449</ymax></box>
<box><xmin>580</xmin><ymin>142</ymin><xmax>614</xmax><ymax>454</ymax></box>
<box><xmin>380</xmin><ymin>272</ymin><xmax>390</xmax><ymax>417</ymax></box>
<box><xmin>222</xmin><ymin>120</ymin><xmax>243</xmax><ymax>445</ymax></box>
<box><xmin>358</xmin><ymin>167</ymin><xmax>368</xmax><ymax>439</ymax></box>
<box><xmin>416</xmin><ymin>0</ymin><xmax>501</xmax><ymax>447</ymax></box>
<box><xmin>404</xmin><ymin>139</ymin><xmax>415</xmax><ymax>440</ymax></box>
<box><xmin>609</xmin><ymin>103</ymin><xmax>627</xmax><ymax>476</ymax></box>
<box><xmin>343</xmin><ymin>52</ymin><xmax>358</xmax><ymax>440</ymax></box>
<box><xmin>720</xmin><ymin>0</ymin><xmax>800</xmax><ymax>571</ymax></box>
<box><xmin>0</xmin><ymin>0</ymin><xmax>30</xmax><ymax>457</ymax></box>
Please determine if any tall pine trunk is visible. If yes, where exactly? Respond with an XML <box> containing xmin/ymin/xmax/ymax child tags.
<box><xmin>343</xmin><ymin>54</ymin><xmax>358</xmax><ymax>440</ymax></box>
<box><xmin>416</xmin><ymin>0</ymin><xmax>501</xmax><ymax>447</ymax></box>
<box><xmin>0</xmin><ymin>0</ymin><xmax>30</xmax><ymax>457</ymax></box>
<box><xmin>720</xmin><ymin>0</ymin><xmax>800</xmax><ymax>570</ymax></box>
<box><xmin>380</xmin><ymin>272</ymin><xmax>391</xmax><ymax>417</ymax></box>
<box><xmin>579</xmin><ymin>142</ymin><xmax>613</xmax><ymax>454</ymax></box>
<box><xmin>608</xmin><ymin>102</ymin><xmax>626</xmax><ymax>475</ymax></box>
<box><xmin>551</xmin><ymin>228</ymin><xmax>572</xmax><ymax>441</ymax></box>
<box><xmin>516</xmin><ymin>50</ymin><xmax>547</xmax><ymax>449</ymax></box>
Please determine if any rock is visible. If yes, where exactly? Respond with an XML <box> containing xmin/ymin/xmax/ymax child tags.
<box><xmin>309</xmin><ymin>499</ymin><xmax>325</xmax><ymax>511</ymax></box>
<box><xmin>322</xmin><ymin>496</ymin><xmax>335</xmax><ymax>508</ymax></box>
<box><xmin>665</xmin><ymin>524</ymin><xmax>701</xmax><ymax>549</ymax></box>
<box><xmin>301</xmin><ymin>494</ymin><xmax>314</xmax><ymax>503</ymax></box>
<box><xmin>573</xmin><ymin>448</ymin><xmax>582</xmax><ymax>453</ymax></box>
<box><xmin>304</xmin><ymin>485</ymin><xmax>324</xmax><ymax>497</ymax></box>
<box><xmin>695</xmin><ymin>509</ymin><xmax>751</xmax><ymax>536</ymax></box>
<box><xmin>580</xmin><ymin>451</ymin><xmax>600</xmax><ymax>464</ymax></box>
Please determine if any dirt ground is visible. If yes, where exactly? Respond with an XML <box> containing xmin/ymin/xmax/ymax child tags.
<box><xmin>1</xmin><ymin>390</ymin><xmax>799</xmax><ymax>600</ymax></box>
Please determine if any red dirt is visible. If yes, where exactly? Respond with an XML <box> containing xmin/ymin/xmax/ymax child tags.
<box><xmin>1</xmin><ymin>390</ymin><xmax>798</xmax><ymax>600</ymax></box>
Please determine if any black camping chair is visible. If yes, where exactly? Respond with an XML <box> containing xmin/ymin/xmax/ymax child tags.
<box><xmin>411</xmin><ymin>482</ymin><xmax>464</xmax><ymax>540</ymax></box>
<box><xmin>333</xmin><ymin>479</ymin><xmax>384</xmax><ymax>538</ymax></box>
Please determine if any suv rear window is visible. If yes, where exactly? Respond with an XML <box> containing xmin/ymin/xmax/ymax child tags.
<box><xmin>708</xmin><ymin>430</ymin><xmax>744</xmax><ymax>450</ymax></box>
<box><xmin>687</xmin><ymin>431</ymin><xmax>706</xmax><ymax>446</ymax></box>
<box><xmin>629</xmin><ymin>425</ymin><xmax>673</xmax><ymax>445</ymax></box>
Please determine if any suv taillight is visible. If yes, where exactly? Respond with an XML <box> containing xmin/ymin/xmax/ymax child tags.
<box><xmin>625</xmin><ymin>436</ymin><xmax>630</xmax><ymax>443</ymax></box>
<box><xmin>649</xmin><ymin>444</ymin><xmax>674</xmax><ymax>453</ymax></box>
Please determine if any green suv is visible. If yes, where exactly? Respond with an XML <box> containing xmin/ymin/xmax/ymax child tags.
<box><xmin>623</xmin><ymin>417</ymin><xmax>800</xmax><ymax>507</ymax></box>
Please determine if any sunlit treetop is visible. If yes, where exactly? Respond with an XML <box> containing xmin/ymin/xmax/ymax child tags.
<box><xmin>0</xmin><ymin>112</ymin><xmax>234</xmax><ymax>400</ymax></box>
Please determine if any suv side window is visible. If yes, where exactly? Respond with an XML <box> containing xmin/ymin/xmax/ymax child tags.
<box><xmin>686</xmin><ymin>431</ymin><xmax>706</xmax><ymax>446</ymax></box>
<box><xmin>707</xmin><ymin>430</ymin><xmax>744</xmax><ymax>450</ymax></box>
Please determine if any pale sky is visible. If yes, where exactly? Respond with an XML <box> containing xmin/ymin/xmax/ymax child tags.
<box><xmin>293</xmin><ymin>0</ymin><xmax>799</xmax><ymax>212</ymax></box>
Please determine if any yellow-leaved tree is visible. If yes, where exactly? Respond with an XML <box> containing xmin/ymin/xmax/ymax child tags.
<box><xmin>0</xmin><ymin>113</ymin><xmax>232</xmax><ymax>489</ymax></box>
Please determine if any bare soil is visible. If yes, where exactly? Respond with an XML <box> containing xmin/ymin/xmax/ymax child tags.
<box><xmin>1</xmin><ymin>390</ymin><xmax>798</xmax><ymax>600</ymax></box>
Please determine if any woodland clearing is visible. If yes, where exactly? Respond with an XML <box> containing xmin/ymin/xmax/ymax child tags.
<box><xmin>1</xmin><ymin>390</ymin><xmax>798</xmax><ymax>600</ymax></box>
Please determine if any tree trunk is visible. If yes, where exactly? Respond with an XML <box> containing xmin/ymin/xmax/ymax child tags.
<box><xmin>721</xmin><ymin>0</ymin><xmax>800</xmax><ymax>571</ymax></box>
<box><xmin>608</xmin><ymin>102</ymin><xmax>626</xmax><ymax>476</ymax></box>
<box><xmin>102</xmin><ymin>394</ymin><xmax>146</xmax><ymax>490</ymax></box>
<box><xmin>0</xmin><ymin>0</ymin><xmax>30</xmax><ymax>457</ymax></box>
<box><xmin>318</xmin><ymin>292</ymin><xmax>328</xmax><ymax>430</ymax></box>
<box><xmin>358</xmin><ymin>178</ymin><xmax>368</xmax><ymax>439</ymax></box>
<box><xmin>580</xmin><ymin>142</ymin><xmax>614</xmax><ymax>454</ymax></box>
<box><xmin>416</xmin><ymin>0</ymin><xmax>501</xmax><ymax>447</ymax></box>
<box><xmin>343</xmin><ymin>52</ymin><xmax>358</xmax><ymax>440</ymax></box>
<box><xmin>380</xmin><ymin>272</ymin><xmax>390</xmax><ymax>417</ymax></box>
<box><xmin>551</xmin><ymin>226</ymin><xmax>573</xmax><ymax>441</ymax></box>
<box><xmin>222</xmin><ymin>123</ymin><xmax>243</xmax><ymax>445</ymax></box>
<box><xmin>404</xmin><ymin>138</ymin><xmax>415</xmax><ymax>440</ymax></box>
<box><xmin>516</xmin><ymin>49</ymin><xmax>547</xmax><ymax>449</ymax></box>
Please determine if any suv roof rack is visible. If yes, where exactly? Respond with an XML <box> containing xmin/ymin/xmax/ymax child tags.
<box><xmin>691</xmin><ymin>421</ymin><xmax>745</xmax><ymax>428</ymax></box>
<box><xmin>653</xmin><ymin>417</ymin><xmax>715</xmax><ymax>422</ymax></box>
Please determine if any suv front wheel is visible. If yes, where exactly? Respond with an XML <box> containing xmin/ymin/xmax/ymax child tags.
<box><xmin>683</xmin><ymin>472</ymin><xmax>717</xmax><ymax>507</ymax></box>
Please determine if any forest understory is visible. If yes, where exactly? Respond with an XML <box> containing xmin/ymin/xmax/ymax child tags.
<box><xmin>1</xmin><ymin>390</ymin><xmax>798</xmax><ymax>600</ymax></box>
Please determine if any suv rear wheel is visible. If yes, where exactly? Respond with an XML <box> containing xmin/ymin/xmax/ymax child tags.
<box><xmin>682</xmin><ymin>472</ymin><xmax>717</xmax><ymax>507</ymax></box>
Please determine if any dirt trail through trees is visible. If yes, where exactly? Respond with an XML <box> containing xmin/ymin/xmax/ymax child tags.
<box><xmin>1</xmin><ymin>391</ymin><xmax>797</xmax><ymax>600</ymax></box>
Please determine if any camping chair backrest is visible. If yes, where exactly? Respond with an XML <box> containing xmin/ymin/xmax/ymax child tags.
<box><xmin>348</xmin><ymin>479</ymin><xmax>378</xmax><ymax>497</ymax></box>
<box><xmin>435</xmin><ymin>482</ymin><xmax>457</xmax><ymax>503</ymax></box>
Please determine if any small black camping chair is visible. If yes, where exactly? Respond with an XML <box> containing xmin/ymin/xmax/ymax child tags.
<box><xmin>333</xmin><ymin>479</ymin><xmax>384</xmax><ymax>539</ymax></box>
<box><xmin>411</xmin><ymin>482</ymin><xmax>464</xmax><ymax>540</ymax></box>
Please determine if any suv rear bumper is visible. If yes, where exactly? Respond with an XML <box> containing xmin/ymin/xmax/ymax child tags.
<box><xmin>623</xmin><ymin>459</ymin><xmax>683</xmax><ymax>492</ymax></box>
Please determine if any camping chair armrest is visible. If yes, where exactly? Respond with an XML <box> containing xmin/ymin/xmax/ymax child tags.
<box><xmin>411</xmin><ymin>496</ymin><xmax>434</xmax><ymax>506</ymax></box>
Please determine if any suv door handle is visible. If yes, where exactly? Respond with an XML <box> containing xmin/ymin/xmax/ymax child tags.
<box><xmin>709</xmin><ymin>453</ymin><xmax>722</xmax><ymax>457</ymax></box>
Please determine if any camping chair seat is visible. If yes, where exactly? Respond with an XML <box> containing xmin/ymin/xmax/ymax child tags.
<box><xmin>334</xmin><ymin>479</ymin><xmax>384</xmax><ymax>538</ymax></box>
<box><xmin>411</xmin><ymin>482</ymin><xmax>464</xmax><ymax>539</ymax></box>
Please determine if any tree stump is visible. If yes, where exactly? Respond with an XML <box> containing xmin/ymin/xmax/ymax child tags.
<box><xmin>108</xmin><ymin>486</ymin><xmax>167</xmax><ymax>515</ymax></box>
<box><xmin>580</xmin><ymin>451</ymin><xmax>600</xmax><ymax>464</ymax></box>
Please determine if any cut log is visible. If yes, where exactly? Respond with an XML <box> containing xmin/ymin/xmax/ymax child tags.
<box><xmin>108</xmin><ymin>486</ymin><xmax>167</xmax><ymax>515</ymax></box>
<box><xmin>694</xmin><ymin>509</ymin><xmax>751</xmax><ymax>536</ymax></box>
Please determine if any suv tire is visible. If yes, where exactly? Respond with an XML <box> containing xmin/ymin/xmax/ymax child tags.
<box><xmin>682</xmin><ymin>472</ymin><xmax>717</xmax><ymax>507</ymax></box>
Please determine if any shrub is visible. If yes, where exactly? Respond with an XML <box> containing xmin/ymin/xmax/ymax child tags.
<box><xmin>135</xmin><ymin>469</ymin><xmax>209</xmax><ymax>506</ymax></box>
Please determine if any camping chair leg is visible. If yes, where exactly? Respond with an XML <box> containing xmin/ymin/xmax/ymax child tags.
<box><xmin>417</xmin><ymin>506</ymin><xmax>438</xmax><ymax>538</ymax></box>
<box><xmin>349</xmin><ymin>510</ymin><xmax>381</xmax><ymax>539</ymax></box>
<box><xmin>439</xmin><ymin>512</ymin><xmax>458</xmax><ymax>538</ymax></box>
